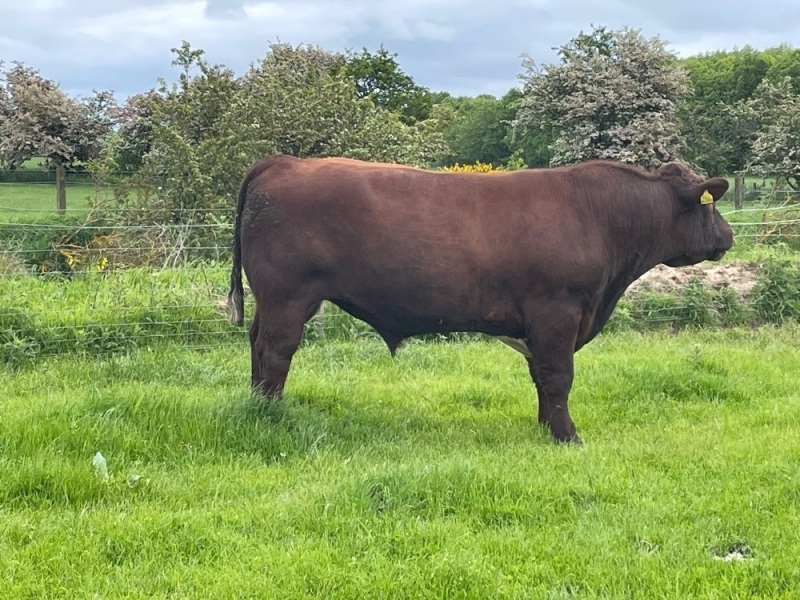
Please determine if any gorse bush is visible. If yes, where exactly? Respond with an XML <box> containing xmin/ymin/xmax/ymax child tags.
<box><xmin>441</xmin><ymin>161</ymin><xmax>501</xmax><ymax>173</ymax></box>
<box><xmin>0</xmin><ymin>211</ymin><xmax>233</xmax><ymax>274</ymax></box>
<box><xmin>0</xmin><ymin>214</ymin><xmax>115</xmax><ymax>274</ymax></box>
<box><xmin>439</xmin><ymin>152</ymin><xmax>528</xmax><ymax>173</ymax></box>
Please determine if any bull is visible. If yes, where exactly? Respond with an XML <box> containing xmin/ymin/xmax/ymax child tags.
<box><xmin>227</xmin><ymin>156</ymin><xmax>734</xmax><ymax>443</ymax></box>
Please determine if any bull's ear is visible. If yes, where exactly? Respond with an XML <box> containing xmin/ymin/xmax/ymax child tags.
<box><xmin>692</xmin><ymin>177</ymin><xmax>729</xmax><ymax>204</ymax></box>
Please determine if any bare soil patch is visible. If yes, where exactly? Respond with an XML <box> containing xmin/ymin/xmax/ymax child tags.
<box><xmin>627</xmin><ymin>261</ymin><xmax>758</xmax><ymax>297</ymax></box>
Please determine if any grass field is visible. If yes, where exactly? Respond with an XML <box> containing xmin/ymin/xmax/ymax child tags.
<box><xmin>2</xmin><ymin>327</ymin><xmax>800</xmax><ymax>598</ymax></box>
<box><xmin>0</xmin><ymin>182</ymin><xmax>98</xmax><ymax>218</ymax></box>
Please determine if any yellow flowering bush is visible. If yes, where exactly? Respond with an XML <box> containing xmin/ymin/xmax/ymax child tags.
<box><xmin>441</xmin><ymin>161</ymin><xmax>502</xmax><ymax>173</ymax></box>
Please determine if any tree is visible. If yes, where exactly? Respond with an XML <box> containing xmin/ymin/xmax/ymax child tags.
<box><xmin>238</xmin><ymin>42</ymin><xmax>447</xmax><ymax>166</ymax></box>
<box><xmin>514</xmin><ymin>25</ymin><xmax>691</xmax><ymax>168</ymax></box>
<box><xmin>679</xmin><ymin>100</ymin><xmax>758</xmax><ymax>176</ymax></box>
<box><xmin>108</xmin><ymin>91</ymin><xmax>165</xmax><ymax>174</ymax></box>
<box><xmin>106</xmin><ymin>42</ymin><xmax>448</xmax><ymax>222</ymax></box>
<box><xmin>747</xmin><ymin>77</ymin><xmax>800</xmax><ymax>189</ymax></box>
<box><xmin>679</xmin><ymin>45</ymin><xmax>799</xmax><ymax>174</ymax></box>
<box><xmin>141</xmin><ymin>42</ymin><xmax>245</xmax><ymax>214</ymax></box>
<box><xmin>435</xmin><ymin>88</ymin><xmax>552</xmax><ymax>168</ymax></box>
<box><xmin>0</xmin><ymin>61</ymin><xmax>116</xmax><ymax>211</ymax></box>
<box><xmin>440</xmin><ymin>94</ymin><xmax>512</xmax><ymax>166</ymax></box>
<box><xmin>501</xmin><ymin>88</ymin><xmax>554</xmax><ymax>167</ymax></box>
<box><xmin>682</xmin><ymin>47</ymin><xmax>769</xmax><ymax>107</ymax></box>
<box><xmin>342</xmin><ymin>45</ymin><xmax>433</xmax><ymax>124</ymax></box>
<box><xmin>764</xmin><ymin>45</ymin><xmax>800</xmax><ymax>93</ymax></box>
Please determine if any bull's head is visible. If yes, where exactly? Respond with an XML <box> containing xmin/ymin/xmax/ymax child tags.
<box><xmin>657</xmin><ymin>163</ymin><xmax>735</xmax><ymax>268</ymax></box>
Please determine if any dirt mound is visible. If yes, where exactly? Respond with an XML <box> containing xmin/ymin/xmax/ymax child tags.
<box><xmin>626</xmin><ymin>261</ymin><xmax>758</xmax><ymax>297</ymax></box>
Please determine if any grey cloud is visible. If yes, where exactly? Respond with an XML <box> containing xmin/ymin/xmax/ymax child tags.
<box><xmin>204</xmin><ymin>0</ymin><xmax>246</xmax><ymax>19</ymax></box>
<box><xmin>1</xmin><ymin>0</ymin><xmax>798</xmax><ymax>101</ymax></box>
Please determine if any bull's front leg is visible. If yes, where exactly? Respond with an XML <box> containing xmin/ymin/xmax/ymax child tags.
<box><xmin>523</xmin><ymin>301</ymin><xmax>583</xmax><ymax>444</ymax></box>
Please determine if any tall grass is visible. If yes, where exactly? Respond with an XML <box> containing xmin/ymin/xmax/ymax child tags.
<box><xmin>3</xmin><ymin>259</ymin><xmax>798</xmax><ymax>367</ymax></box>
<box><xmin>0</xmin><ymin>266</ymin><xmax>243</xmax><ymax>365</ymax></box>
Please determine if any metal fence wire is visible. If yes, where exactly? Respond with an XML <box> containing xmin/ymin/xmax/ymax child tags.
<box><xmin>1</xmin><ymin>188</ymin><xmax>799</xmax><ymax>362</ymax></box>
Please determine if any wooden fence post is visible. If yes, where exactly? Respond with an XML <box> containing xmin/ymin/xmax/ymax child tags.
<box><xmin>734</xmin><ymin>175</ymin><xmax>744</xmax><ymax>210</ymax></box>
<box><xmin>56</xmin><ymin>164</ymin><xmax>67</xmax><ymax>214</ymax></box>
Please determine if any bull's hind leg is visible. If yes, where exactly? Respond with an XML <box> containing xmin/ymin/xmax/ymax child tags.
<box><xmin>523</xmin><ymin>301</ymin><xmax>583</xmax><ymax>444</ymax></box>
<box><xmin>250</xmin><ymin>299</ymin><xmax>321</xmax><ymax>398</ymax></box>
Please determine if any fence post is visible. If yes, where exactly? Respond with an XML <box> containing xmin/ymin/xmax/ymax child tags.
<box><xmin>734</xmin><ymin>175</ymin><xmax>744</xmax><ymax>210</ymax></box>
<box><xmin>56</xmin><ymin>164</ymin><xmax>67</xmax><ymax>214</ymax></box>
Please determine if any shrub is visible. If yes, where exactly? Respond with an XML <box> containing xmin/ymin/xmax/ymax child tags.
<box><xmin>757</xmin><ymin>193</ymin><xmax>800</xmax><ymax>250</ymax></box>
<box><xmin>713</xmin><ymin>286</ymin><xmax>749</xmax><ymax>327</ymax></box>
<box><xmin>441</xmin><ymin>162</ymin><xmax>501</xmax><ymax>173</ymax></box>
<box><xmin>751</xmin><ymin>259</ymin><xmax>800</xmax><ymax>324</ymax></box>
<box><xmin>0</xmin><ymin>214</ymin><xmax>112</xmax><ymax>274</ymax></box>
<box><xmin>675</xmin><ymin>276</ymin><xmax>717</xmax><ymax>328</ymax></box>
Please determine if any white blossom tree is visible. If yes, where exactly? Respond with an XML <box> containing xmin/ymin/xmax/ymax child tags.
<box><xmin>746</xmin><ymin>77</ymin><xmax>800</xmax><ymax>189</ymax></box>
<box><xmin>0</xmin><ymin>62</ymin><xmax>115</xmax><ymax>211</ymax></box>
<box><xmin>514</xmin><ymin>26</ymin><xmax>691</xmax><ymax>169</ymax></box>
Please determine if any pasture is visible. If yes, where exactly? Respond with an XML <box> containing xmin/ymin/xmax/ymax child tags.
<box><xmin>2</xmin><ymin>178</ymin><xmax>800</xmax><ymax>597</ymax></box>
<box><xmin>2</xmin><ymin>328</ymin><xmax>800</xmax><ymax>597</ymax></box>
<box><xmin>0</xmin><ymin>182</ymin><xmax>97</xmax><ymax>218</ymax></box>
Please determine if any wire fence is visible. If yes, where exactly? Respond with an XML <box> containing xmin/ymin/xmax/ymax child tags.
<box><xmin>1</xmin><ymin>185</ymin><xmax>799</xmax><ymax>364</ymax></box>
<box><xmin>0</xmin><ymin>168</ymin><xmax>156</xmax><ymax>184</ymax></box>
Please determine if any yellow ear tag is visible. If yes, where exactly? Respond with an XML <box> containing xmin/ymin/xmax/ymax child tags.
<box><xmin>700</xmin><ymin>190</ymin><xmax>714</xmax><ymax>205</ymax></box>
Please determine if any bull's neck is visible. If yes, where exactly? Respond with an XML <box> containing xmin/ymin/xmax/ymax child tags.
<box><xmin>603</xmin><ymin>189</ymin><xmax>676</xmax><ymax>282</ymax></box>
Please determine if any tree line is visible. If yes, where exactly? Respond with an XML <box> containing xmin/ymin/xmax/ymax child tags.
<box><xmin>1</xmin><ymin>25</ymin><xmax>798</xmax><ymax>216</ymax></box>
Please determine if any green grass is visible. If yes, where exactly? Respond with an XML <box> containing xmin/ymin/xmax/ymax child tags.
<box><xmin>2</xmin><ymin>328</ymin><xmax>800</xmax><ymax>597</ymax></box>
<box><xmin>0</xmin><ymin>267</ymin><xmax>243</xmax><ymax>363</ymax></box>
<box><xmin>6</xmin><ymin>258</ymin><xmax>799</xmax><ymax>367</ymax></box>
<box><xmin>0</xmin><ymin>182</ymin><xmax>98</xmax><ymax>218</ymax></box>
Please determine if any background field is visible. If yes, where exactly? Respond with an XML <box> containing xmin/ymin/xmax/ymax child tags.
<box><xmin>0</xmin><ymin>182</ymin><xmax>102</xmax><ymax>219</ymax></box>
<box><xmin>2</xmin><ymin>329</ymin><xmax>800</xmax><ymax>598</ymax></box>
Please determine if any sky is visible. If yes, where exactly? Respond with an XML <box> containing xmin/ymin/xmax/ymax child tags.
<box><xmin>1</xmin><ymin>0</ymin><xmax>798</xmax><ymax>101</ymax></box>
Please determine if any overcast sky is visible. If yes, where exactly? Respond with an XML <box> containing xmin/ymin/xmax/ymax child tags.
<box><xmin>2</xmin><ymin>0</ymin><xmax>798</xmax><ymax>101</ymax></box>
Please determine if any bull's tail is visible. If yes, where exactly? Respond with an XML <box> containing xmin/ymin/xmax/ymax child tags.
<box><xmin>227</xmin><ymin>242</ymin><xmax>244</xmax><ymax>326</ymax></box>
<box><xmin>227</xmin><ymin>163</ymin><xmax>258</xmax><ymax>326</ymax></box>
<box><xmin>228</xmin><ymin>156</ymin><xmax>288</xmax><ymax>326</ymax></box>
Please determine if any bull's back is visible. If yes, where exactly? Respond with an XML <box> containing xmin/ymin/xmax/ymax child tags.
<box><xmin>246</xmin><ymin>157</ymin><xmax>572</xmax><ymax>257</ymax></box>
<box><xmin>240</xmin><ymin>157</ymin><xmax>601</xmax><ymax>318</ymax></box>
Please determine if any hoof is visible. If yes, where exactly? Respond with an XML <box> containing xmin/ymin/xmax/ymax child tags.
<box><xmin>552</xmin><ymin>431</ymin><xmax>582</xmax><ymax>445</ymax></box>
